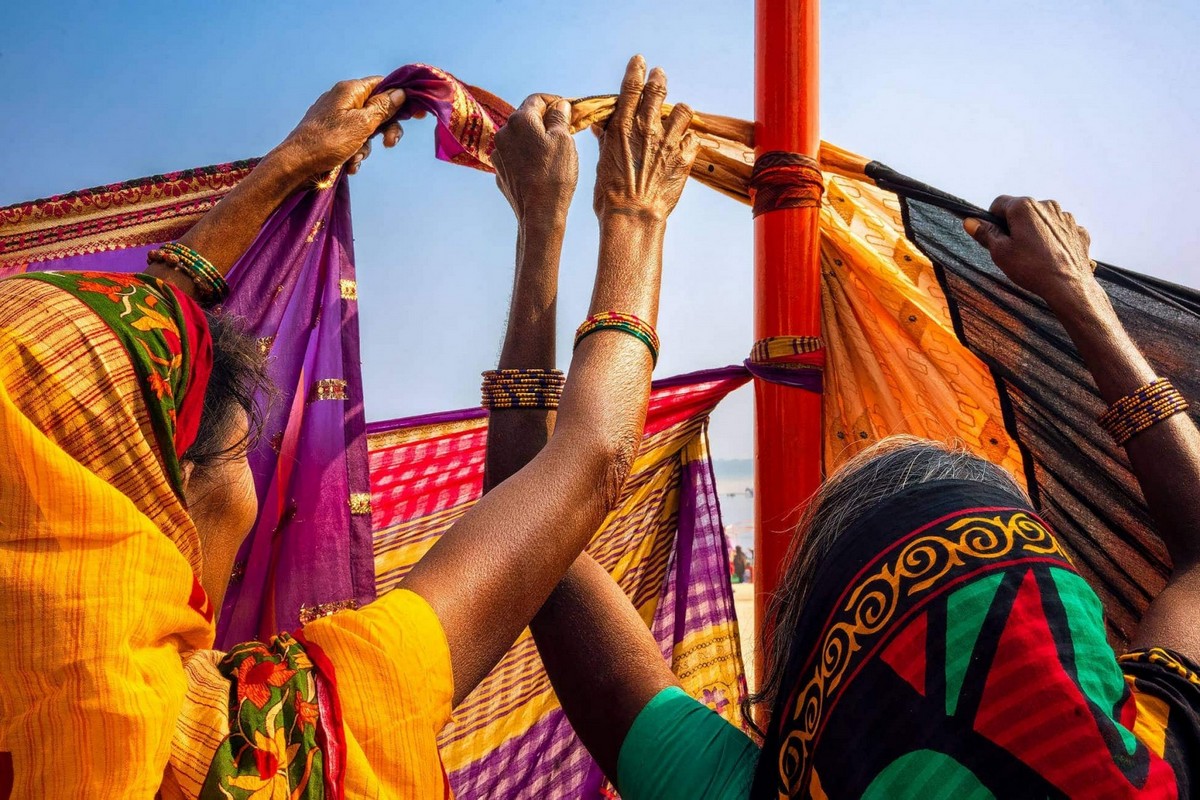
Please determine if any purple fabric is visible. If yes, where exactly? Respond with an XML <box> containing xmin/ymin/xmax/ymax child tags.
<box><xmin>744</xmin><ymin>358</ymin><xmax>823</xmax><ymax>392</ymax></box>
<box><xmin>30</xmin><ymin>174</ymin><xmax>373</xmax><ymax>645</ymax></box>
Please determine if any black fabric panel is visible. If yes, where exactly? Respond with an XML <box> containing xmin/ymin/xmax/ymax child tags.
<box><xmin>900</xmin><ymin>197</ymin><xmax>1200</xmax><ymax>646</ymax></box>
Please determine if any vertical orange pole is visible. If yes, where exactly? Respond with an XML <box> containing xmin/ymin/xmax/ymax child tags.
<box><xmin>753</xmin><ymin>0</ymin><xmax>821</xmax><ymax>675</ymax></box>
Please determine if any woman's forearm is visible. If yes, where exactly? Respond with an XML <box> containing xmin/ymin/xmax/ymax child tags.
<box><xmin>146</xmin><ymin>77</ymin><xmax>408</xmax><ymax>298</ymax></box>
<box><xmin>177</xmin><ymin>148</ymin><xmax>307</xmax><ymax>274</ymax></box>
<box><xmin>1050</xmin><ymin>281</ymin><xmax>1200</xmax><ymax>570</ymax></box>
<box><xmin>483</xmin><ymin>219</ymin><xmax>563</xmax><ymax>492</ymax></box>
<box><xmin>403</xmin><ymin>214</ymin><xmax>664</xmax><ymax>705</ymax></box>
<box><xmin>403</xmin><ymin>56</ymin><xmax>698</xmax><ymax>708</ymax></box>
<box><xmin>144</xmin><ymin>149</ymin><xmax>306</xmax><ymax>297</ymax></box>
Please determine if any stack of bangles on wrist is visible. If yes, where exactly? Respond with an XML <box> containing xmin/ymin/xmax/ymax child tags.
<box><xmin>1098</xmin><ymin>377</ymin><xmax>1190</xmax><ymax>445</ymax></box>
<box><xmin>147</xmin><ymin>242</ymin><xmax>229</xmax><ymax>306</ymax></box>
<box><xmin>573</xmin><ymin>311</ymin><xmax>659</xmax><ymax>366</ymax></box>
<box><xmin>481</xmin><ymin>369</ymin><xmax>566</xmax><ymax>410</ymax></box>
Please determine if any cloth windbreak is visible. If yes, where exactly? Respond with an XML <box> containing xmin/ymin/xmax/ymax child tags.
<box><xmin>750</xmin><ymin>480</ymin><xmax>1197</xmax><ymax>799</ymax></box>
<box><xmin>366</xmin><ymin>367</ymin><xmax>752</xmax><ymax>798</ymax></box>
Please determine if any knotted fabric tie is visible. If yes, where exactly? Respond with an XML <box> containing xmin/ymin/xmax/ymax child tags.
<box><xmin>749</xmin><ymin>151</ymin><xmax>824</xmax><ymax>218</ymax></box>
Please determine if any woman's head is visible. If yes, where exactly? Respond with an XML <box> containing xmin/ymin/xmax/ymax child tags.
<box><xmin>181</xmin><ymin>310</ymin><xmax>272</xmax><ymax>610</ymax></box>
<box><xmin>754</xmin><ymin>435</ymin><xmax>1027</xmax><ymax>721</ymax></box>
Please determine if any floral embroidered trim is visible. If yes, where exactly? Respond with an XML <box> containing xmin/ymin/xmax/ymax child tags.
<box><xmin>298</xmin><ymin>599</ymin><xmax>361</xmax><ymax>625</ymax></box>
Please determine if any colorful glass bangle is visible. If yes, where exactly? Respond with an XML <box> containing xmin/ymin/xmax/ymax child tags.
<box><xmin>1098</xmin><ymin>378</ymin><xmax>1189</xmax><ymax>445</ymax></box>
<box><xmin>574</xmin><ymin>312</ymin><xmax>659</xmax><ymax>366</ymax></box>
<box><xmin>147</xmin><ymin>242</ymin><xmax>229</xmax><ymax>305</ymax></box>
<box><xmin>481</xmin><ymin>368</ymin><xmax>564</xmax><ymax>410</ymax></box>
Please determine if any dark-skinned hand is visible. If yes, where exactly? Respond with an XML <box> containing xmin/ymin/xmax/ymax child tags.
<box><xmin>492</xmin><ymin>94</ymin><xmax>578</xmax><ymax>223</ymax></box>
<box><xmin>593</xmin><ymin>55</ymin><xmax>700</xmax><ymax>223</ymax></box>
<box><xmin>965</xmin><ymin>196</ymin><xmax>1094</xmax><ymax>309</ymax></box>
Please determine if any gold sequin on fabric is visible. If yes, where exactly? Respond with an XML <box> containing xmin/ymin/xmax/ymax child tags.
<box><xmin>339</xmin><ymin>279</ymin><xmax>357</xmax><ymax>301</ymax></box>
<box><xmin>312</xmin><ymin>378</ymin><xmax>348</xmax><ymax>402</ymax></box>
<box><xmin>306</xmin><ymin>220</ymin><xmax>325</xmax><ymax>243</ymax></box>
<box><xmin>256</xmin><ymin>335</ymin><xmax>275</xmax><ymax>355</ymax></box>
<box><xmin>313</xmin><ymin>166</ymin><xmax>341</xmax><ymax>190</ymax></box>
<box><xmin>298</xmin><ymin>598</ymin><xmax>360</xmax><ymax>625</ymax></box>
<box><xmin>349</xmin><ymin>492</ymin><xmax>372</xmax><ymax>516</ymax></box>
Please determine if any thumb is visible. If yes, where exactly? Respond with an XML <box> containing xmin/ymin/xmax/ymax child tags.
<box><xmin>365</xmin><ymin>88</ymin><xmax>407</xmax><ymax>124</ymax></box>
<box><xmin>963</xmin><ymin>217</ymin><xmax>1004</xmax><ymax>252</ymax></box>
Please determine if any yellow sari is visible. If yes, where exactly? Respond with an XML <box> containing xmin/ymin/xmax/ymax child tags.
<box><xmin>0</xmin><ymin>274</ymin><xmax>453</xmax><ymax>798</ymax></box>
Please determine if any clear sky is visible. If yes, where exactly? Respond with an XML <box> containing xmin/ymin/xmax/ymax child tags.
<box><xmin>2</xmin><ymin>1</ymin><xmax>1197</xmax><ymax>458</ymax></box>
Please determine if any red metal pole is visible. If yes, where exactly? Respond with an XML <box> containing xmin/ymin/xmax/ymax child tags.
<box><xmin>753</xmin><ymin>0</ymin><xmax>821</xmax><ymax>677</ymax></box>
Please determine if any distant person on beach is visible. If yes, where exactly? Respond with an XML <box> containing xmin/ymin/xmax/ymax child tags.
<box><xmin>732</xmin><ymin>546</ymin><xmax>748</xmax><ymax>583</ymax></box>
<box><xmin>522</xmin><ymin>197</ymin><xmax>1200</xmax><ymax>798</ymax></box>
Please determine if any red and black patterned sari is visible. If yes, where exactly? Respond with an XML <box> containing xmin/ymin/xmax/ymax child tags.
<box><xmin>751</xmin><ymin>480</ymin><xmax>1200</xmax><ymax>799</ymax></box>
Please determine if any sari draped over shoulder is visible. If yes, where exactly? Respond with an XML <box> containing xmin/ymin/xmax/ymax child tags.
<box><xmin>0</xmin><ymin>272</ymin><xmax>455</xmax><ymax>799</ymax></box>
<box><xmin>0</xmin><ymin>272</ymin><xmax>216</xmax><ymax>797</ymax></box>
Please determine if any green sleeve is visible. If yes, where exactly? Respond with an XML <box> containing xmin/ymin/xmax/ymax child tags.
<box><xmin>616</xmin><ymin>686</ymin><xmax>759</xmax><ymax>800</ymax></box>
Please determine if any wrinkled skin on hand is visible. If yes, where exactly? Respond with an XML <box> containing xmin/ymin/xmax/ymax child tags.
<box><xmin>593</xmin><ymin>55</ymin><xmax>701</xmax><ymax>223</ymax></box>
<box><xmin>278</xmin><ymin>76</ymin><xmax>411</xmax><ymax>177</ymax></box>
<box><xmin>965</xmin><ymin>196</ymin><xmax>1094</xmax><ymax>308</ymax></box>
<box><xmin>492</xmin><ymin>94</ymin><xmax>579</xmax><ymax>223</ymax></box>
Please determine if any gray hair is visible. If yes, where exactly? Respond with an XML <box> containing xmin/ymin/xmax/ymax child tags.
<box><xmin>747</xmin><ymin>435</ymin><xmax>1027</xmax><ymax>732</ymax></box>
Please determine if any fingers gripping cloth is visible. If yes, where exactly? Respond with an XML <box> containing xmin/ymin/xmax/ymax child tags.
<box><xmin>748</xmin><ymin>151</ymin><xmax>824</xmax><ymax>217</ymax></box>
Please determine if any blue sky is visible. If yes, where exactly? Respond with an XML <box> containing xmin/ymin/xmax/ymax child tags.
<box><xmin>2</xmin><ymin>1</ymin><xmax>1197</xmax><ymax>458</ymax></box>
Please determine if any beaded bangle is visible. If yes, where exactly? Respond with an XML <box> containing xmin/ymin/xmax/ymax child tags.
<box><xmin>573</xmin><ymin>312</ymin><xmax>659</xmax><ymax>366</ymax></box>
<box><xmin>147</xmin><ymin>242</ymin><xmax>229</xmax><ymax>305</ymax></box>
<box><xmin>1098</xmin><ymin>378</ymin><xmax>1190</xmax><ymax>445</ymax></box>
<box><xmin>481</xmin><ymin>368</ymin><xmax>565</xmax><ymax>410</ymax></box>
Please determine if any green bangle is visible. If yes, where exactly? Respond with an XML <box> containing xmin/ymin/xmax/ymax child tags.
<box><xmin>574</xmin><ymin>322</ymin><xmax>659</xmax><ymax>366</ymax></box>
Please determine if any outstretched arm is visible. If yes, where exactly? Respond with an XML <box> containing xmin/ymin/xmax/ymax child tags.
<box><xmin>402</xmin><ymin>55</ymin><xmax>701</xmax><ymax>707</ymax></box>
<box><xmin>147</xmin><ymin>77</ymin><xmax>407</xmax><ymax>295</ymax></box>
<box><xmin>967</xmin><ymin>199</ymin><xmax>1200</xmax><ymax>660</ymax></box>
<box><xmin>478</xmin><ymin>76</ymin><xmax>680</xmax><ymax>777</ymax></box>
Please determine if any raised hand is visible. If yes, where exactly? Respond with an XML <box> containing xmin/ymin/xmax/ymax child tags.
<box><xmin>277</xmin><ymin>77</ymin><xmax>408</xmax><ymax>177</ymax></box>
<box><xmin>593</xmin><ymin>55</ymin><xmax>700</xmax><ymax>223</ymax></box>
<box><xmin>964</xmin><ymin>196</ymin><xmax>1094</xmax><ymax>309</ymax></box>
<box><xmin>491</xmin><ymin>94</ymin><xmax>579</xmax><ymax>225</ymax></box>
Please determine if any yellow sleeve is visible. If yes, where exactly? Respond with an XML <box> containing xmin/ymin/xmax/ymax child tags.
<box><xmin>302</xmin><ymin>588</ymin><xmax>455</xmax><ymax>798</ymax></box>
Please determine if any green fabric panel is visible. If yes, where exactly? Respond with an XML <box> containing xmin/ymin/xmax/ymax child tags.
<box><xmin>945</xmin><ymin>572</ymin><xmax>1005</xmax><ymax>716</ymax></box>
<box><xmin>862</xmin><ymin>750</ymin><xmax>996</xmax><ymax>800</ymax></box>
<box><xmin>1048</xmin><ymin>567</ymin><xmax>1138</xmax><ymax>755</ymax></box>
<box><xmin>617</xmin><ymin>686</ymin><xmax>759</xmax><ymax>800</ymax></box>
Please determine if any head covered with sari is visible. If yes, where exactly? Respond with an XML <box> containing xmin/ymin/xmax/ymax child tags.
<box><xmin>0</xmin><ymin>270</ymin><xmax>378</xmax><ymax>800</ymax></box>
<box><xmin>0</xmin><ymin>271</ymin><xmax>222</xmax><ymax>795</ymax></box>
<box><xmin>751</xmin><ymin>437</ymin><xmax>1197</xmax><ymax>799</ymax></box>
